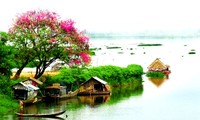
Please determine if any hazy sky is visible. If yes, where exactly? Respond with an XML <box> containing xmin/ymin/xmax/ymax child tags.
<box><xmin>1</xmin><ymin>0</ymin><xmax>200</xmax><ymax>33</ymax></box>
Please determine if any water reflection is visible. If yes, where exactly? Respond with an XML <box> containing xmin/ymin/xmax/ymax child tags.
<box><xmin>148</xmin><ymin>75</ymin><xmax>169</xmax><ymax>87</ymax></box>
<box><xmin>1</xmin><ymin>79</ymin><xmax>143</xmax><ymax>120</ymax></box>
<box><xmin>78</xmin><ymin>95</ymin><xmax>110</xmax><ymax>107</ymax></box>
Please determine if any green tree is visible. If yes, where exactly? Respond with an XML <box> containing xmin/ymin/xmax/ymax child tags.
<box><xmin>9</xmin><ymin>10</ymin><xmax>91</xmax><ymax>79</ymax></box>
<box><xmin>0</xmin><ymin>32</ymin><xmax>15</xmax><ymax>96</ymax></box>
<box><xmin>0</xmin><ymin>32</ymin><xmax>15</xmax><ymax>77</ymax></box>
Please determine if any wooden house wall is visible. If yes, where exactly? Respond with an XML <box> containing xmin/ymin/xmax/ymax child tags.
<box><xmin>79</xmin><ymin>79</ymin><xmax>104</xmax><ymax>92</ymax></box>
<box><xmin>27</xmin><ymin>90</ymin><xmax>38</xmax><ymax>100</ymax></box>
<box><xmin>60</xmin><ymin>88</ymin><xmax>67</xmax><ymax>95</ymax></box>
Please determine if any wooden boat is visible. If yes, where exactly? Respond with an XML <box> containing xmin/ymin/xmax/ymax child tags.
<box><xmin>15</xmin><ymin>110</ymin><xmax>66</xmax><ymax>117</ymax></box>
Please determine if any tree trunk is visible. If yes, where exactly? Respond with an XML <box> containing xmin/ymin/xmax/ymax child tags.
<box><xmin>34</xmin><ymin>71</ymin><xmax>45</xmax><ymax>79</ymax></box>
<box><xmin>34</xmin><ymin>67</ymin><xmax>46</xmax><ymax>79</ymax></box>
<box><xmin>13</xmin><ymin>62</ymin><xmax>28</xmax><ymax>79</ymax></box>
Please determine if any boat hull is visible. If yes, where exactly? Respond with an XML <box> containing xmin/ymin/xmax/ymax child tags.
<box><xmin>15</xmin><ymin>110</ymin><xmax>66</xmax><ymax>117</ymax></box>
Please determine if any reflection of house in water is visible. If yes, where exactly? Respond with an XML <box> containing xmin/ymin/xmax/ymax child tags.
<box><xmin>78</xmin><ymin>77</ymin><xmax>111</xmax><ymax>95</ymax></box>
<box><xmin>78</xmin><ymin>95</ymin><xmax>110</xmax><ymax>107</ymax></box>
<box><xmin>148</xmin><ymin>75</ymin><xmax>169</xmax><ymax>87</ymax></box>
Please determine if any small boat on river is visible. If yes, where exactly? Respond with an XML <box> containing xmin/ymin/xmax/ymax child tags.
<box><xmin>15</xmin><ymin>110</ymin><xmax>66</xmax><ymax>117</ymax></box>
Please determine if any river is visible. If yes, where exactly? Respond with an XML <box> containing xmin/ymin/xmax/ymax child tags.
<box><xmin>2</xmin><ymin>38</ymin><xmax>200</xmax><ymax>120</ymax></box>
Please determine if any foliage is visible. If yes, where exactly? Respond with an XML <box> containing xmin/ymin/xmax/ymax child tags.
<box><xmin>40</xmin><ymin>67</ymin><xmax>91</xmax><ymax>91</ymax></box>
<box><xmin>0</xmin><ymin>95</ymin><xmax>19</xmax><ymax>114</ymax></box>
<box><xmin>0</xmin><ymin>32</ymin><xmax>15</xmax><ymax>77</ymax></box>
<box><xmin>42</xmin><ymin>64</ymin><xmax>144</xmax><ymax>90</ymax></box>
<box><xmin>146</xmin><ymin>71</ymin><xmax>165</xmax><ymax>78</ymax></box>
<box><xmin>0</xmin><ymin>76</ymin><xmax>12</xmax><ymax>96</ymax></box>
<box><xmin>8</xmin><ymin>10</ymin><xmax>91</xmax><ymax>79</ymax></box>
<box><xmin>0</xmin><ymin>33</ymin><xmax>19</xmax><ymax>95</ymax></box>
<box><xmin>88</xmin><ymin>64</ymin><xmax>144</xmax><ymax>86</ymax></box>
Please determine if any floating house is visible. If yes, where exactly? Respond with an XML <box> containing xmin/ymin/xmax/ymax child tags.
<box><xmin>148</xmin><ymin>58</ymin><xmax>171</xmax><ymax>75</ymax></box>
<box><xmin>12</xmin><ymin>82</ymin><xmax>39</xmax><ymax>100</ymax></box>
<box><xmin>12</xmin><ymin>77</ymin><xmax>43</xmax><ymax>103</ymax></box>
<box><xmin>43</xmin><ymin>83</ymin><xmax>78</xmax><ymax>101</ymax></box>
<box><xmin>78</xmin><ymin>77</ymin><xmax>111</xmax><ymax>96</ymax></box>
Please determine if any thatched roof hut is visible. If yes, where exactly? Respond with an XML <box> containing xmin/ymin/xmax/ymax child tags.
<box><xmin>78</xmin><ymin>77</ymin><xmax>111</xmax><ymax>95</ymax></box>
<box><xmin>148</xmin><ymin>58</ymin><xmax>170</xmax><ymax>71</ymax></box>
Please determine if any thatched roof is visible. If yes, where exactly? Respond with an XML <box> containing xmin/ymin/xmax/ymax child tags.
<box><xmin>148</xmin><ymin>58</ymin><xmax>168</xmax><ymax>69</ymax></box>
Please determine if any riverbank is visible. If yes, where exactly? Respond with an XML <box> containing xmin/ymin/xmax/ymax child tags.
<box><xmin>0</xmin><ymin>95</ymin><xmax>19</xmax><ymax>114</ymax></box>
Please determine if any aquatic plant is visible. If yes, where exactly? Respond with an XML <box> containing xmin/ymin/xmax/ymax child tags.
<box><xmin>138</xmin><ymin>43</ymin><xmax>162</xmax><ymax>46</ymax></box>
<box><xmin>146</xmin><ymin>71</ymin><xmax>165</xmax><ymax>78</ymax></box>
<box><xmin>188</xmin><ymin>52</ymin><xmax>196</xmax><ymax>54</ymax></box>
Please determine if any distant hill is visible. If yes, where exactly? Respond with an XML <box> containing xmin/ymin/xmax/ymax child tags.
<box><xmin>87</xmin><ymin>30</ymin><xmax>200</xmax><ymax>39</ymax></box>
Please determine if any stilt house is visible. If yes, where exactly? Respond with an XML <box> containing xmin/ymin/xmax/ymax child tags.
<box><xmin>148</xmin><ymin>58</ymin><xmax>171</xmax><ymax>74</ymax></box>
<box><xmin>12</xmin><ymin>77</ymin><xmax>42</xmax><ymax>100</ymax></box>
<box><xmin>78</xmin><ymin>76</ymin><xmax>111</xmax><ymax>95</ymax></box>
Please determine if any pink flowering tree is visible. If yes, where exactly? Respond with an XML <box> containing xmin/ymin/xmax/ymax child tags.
<box><xmin>9</xmin><ymin>10</ymin><xmax>91</xmax><ymax>79</ymax></box>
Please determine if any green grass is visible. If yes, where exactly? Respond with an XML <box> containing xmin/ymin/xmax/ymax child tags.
<box><xmin>146</xmin><ymin>71</ymin><xmax>165</xmax><ymax>78</ymax></box>
<box><xmin>0</xmin><ymin>95</ymin><xmax>19</xmax><ymax>114</ymax></box>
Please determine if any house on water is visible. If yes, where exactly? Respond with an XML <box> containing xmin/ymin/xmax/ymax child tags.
<box><xmin>12</xmin><ymin>77</ymin><xmax>43</xmax><ymax>102</ymax></box>
<box><xmin>148</xmin><ymin>58</ymin><xmax>171</xmax><ymax>75</ymax></box>
<box><xmin>78</xmin><ymin>76</ymin><xmax>111</xmax><ymax>96</ymax></box>
<box><xmin>43</xmin><ymin>83</ymin><xmax>78</xmax><ymax>101</ymax></box>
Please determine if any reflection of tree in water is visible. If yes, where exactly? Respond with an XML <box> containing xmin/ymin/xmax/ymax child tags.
<box><xmin>77</xmin><ymin>79</ymin><xmax>143</xmax><ymax>107</ymax></box>
<box><xmin>148</xmin><ymin>75</ymin><xmax>169</xmax><ymax>87</ymax></box>
<box><xmin>109</xmin><ymin>79</ymin><xmax>143</xmax><ymax>104</ymax></box>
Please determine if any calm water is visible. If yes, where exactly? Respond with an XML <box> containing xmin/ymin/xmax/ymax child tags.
<box><xmin>2</xmin><ymin>38</ymin><xmax>200</xmax><ymax>120</ymax></box>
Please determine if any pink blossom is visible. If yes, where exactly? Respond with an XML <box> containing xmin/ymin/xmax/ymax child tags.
<box><xmin>79</xmin><ymin>52</ymin><xmax>91</xmax><ymax>64</ymax></box>
<box><xmin>78</xmin><ymin>35</ymin><xmax>89</xmax><ymax>44</ymax></box>
<box><xmin>14</xmin><ymin>10</ymin><xmax>59</xmax><ymax>29</ymax></box>
<box><xmin>60</xmin><ymin>19</ymin><xmax>76</xmax><ymax>33</ymax></box>
<box><xmin>73</xmin><ymin>59</ymin><xmax>81</xmax><ymax>64</ymax></box>
<box><xmin>51</xmin><ymin>39</ymin><xmax>57</xmax><ymax>43</ymax></box>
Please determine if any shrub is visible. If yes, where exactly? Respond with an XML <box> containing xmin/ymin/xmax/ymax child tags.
<box><xmin>146</xmin><ymin>71</ymin><xmax>165</xmax><ymax>78</ymax></box>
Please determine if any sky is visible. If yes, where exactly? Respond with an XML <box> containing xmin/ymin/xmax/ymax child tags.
<box><xmin>1</xmin><ymin>0</ymin><xmax>200</xmax><ymax>33</ymax></box>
